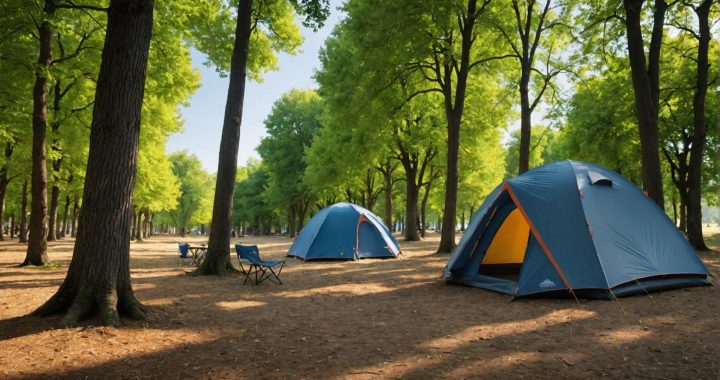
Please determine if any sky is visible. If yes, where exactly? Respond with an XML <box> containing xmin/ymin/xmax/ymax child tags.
<box><xmin>167</xmin><ymin>4</ymin><xmax>345</xmax><ymax>172</ymax></box>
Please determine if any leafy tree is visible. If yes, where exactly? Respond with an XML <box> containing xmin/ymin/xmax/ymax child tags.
<box><xmin>34</xmin><ymin>0</ymin><xmax>154</xmax><ymax>327</ymax></box>
<box><xmin>164</xmin><ymin>151</ymin><xmax>214</xmax><ymax>237</ymax></box>
<box><xmin>198</xmin><ymin>0</ymin><xmax>329</xmax><ymax>275</ymax></box>
<box><xmin>490</xmin><ymin>0</ymin><xmax>575</xmax><ymax>174</ymax></box>
<box><xmin>133</xmin><ymin>10</ymin><xmax>202</xmax><ymax>240</ymax></box>
<box><xmin>233</xmin><ymin>159</ymin><xmax>275</xmax><ymax>235</ymax></box>
<box><xmin>666</xmin><ymin>0</ymin><xmax>717</xmax><ymax>250</ymax></box>
<box><xmin>621</xmin><ymin>0</ymin><xmax>668</xmax><ymax>207</ymax></box>
<box><xmin>257</xmin><ymin>89</ymin><xmax>322</xmax><ymax>237</ymax></box>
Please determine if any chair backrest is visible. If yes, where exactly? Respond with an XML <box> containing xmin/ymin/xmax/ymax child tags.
<box><xmin>178</xmin><ymin>243</ymin><xmax>189</xmax><ymax>258</ymax></box>
<box><xmin>235</xmin><ymin>244</ymin><xmax>261</xmax><ymax>264</ymax></box>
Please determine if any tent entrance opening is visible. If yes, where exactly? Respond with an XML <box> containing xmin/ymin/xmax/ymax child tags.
<box><xmin>478</xmin><ymin>208</ymin><xmax>530</xmax><ymax>281</ymax></box>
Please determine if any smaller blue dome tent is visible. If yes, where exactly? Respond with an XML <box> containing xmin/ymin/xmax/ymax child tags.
<box><xmin>443</xmin><ymin>160</ymin><xmax>711</xmax><ymax>299</ymax></box>
<box><xmin>288</xmin><ymin>203</ymin><xmax>401</xmax><ymax>261</ymax></box>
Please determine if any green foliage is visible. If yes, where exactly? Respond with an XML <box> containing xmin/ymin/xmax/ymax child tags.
<box><xmin>232</xmin><ymin>159</ymin><xmax>274</xmax><ymax>232</ymax></box>
<box><xmin>161</xmin><ymin>152</ymin><xmax>214</xmax><ymax>233</ymax></box>
<box><xmin>257</xmin><ymin>89</ymin><xmax>322</xmax><ymax>212</ymax></box>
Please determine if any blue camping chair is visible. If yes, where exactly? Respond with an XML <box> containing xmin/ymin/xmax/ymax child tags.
<box><xmin>177</xmin><ymin>243</ymin><xmax>192</xmax><ymax>267</ymax></box>
<box><xmin>235</xmin><ymin>244</ymin><xmax>285</xmax><ymax>285</ymax></box>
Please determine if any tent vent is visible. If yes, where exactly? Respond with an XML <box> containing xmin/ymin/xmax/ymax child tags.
<box><xmin>588</xmin><ymin>169</ymin><xmax>612</xmax><ymax>186</ymax></box>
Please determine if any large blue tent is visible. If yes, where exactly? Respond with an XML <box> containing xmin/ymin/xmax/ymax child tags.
<box><xmin>288</xmin><ymin>203</ymin><xmax>401</xmax><ymax>261</ymax></box>
<box><xmin>443</xmin><ymin>160</ymin><xmax>711</xmax><ymax>299</ymax></box>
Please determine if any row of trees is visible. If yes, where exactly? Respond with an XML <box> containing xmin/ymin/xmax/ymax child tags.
<box><xmin>227</xmin><ymin>0</ymin><xmax>718</xmax><ymax>253</ymax></box>
<box><xmin>0</xmin><ymin>0</ymin><xmax>716</xmax><ymax>325</ymax></box>
<box><xmin>0</xmin><ymin>0</ymin><xmax>330</xmax><ymax>325</ymax></box>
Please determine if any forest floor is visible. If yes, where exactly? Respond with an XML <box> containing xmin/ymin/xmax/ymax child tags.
<box><xmin>0</xmin><ymin>227</ymin><xmax>719</xmax><ymax>379</ymax></box>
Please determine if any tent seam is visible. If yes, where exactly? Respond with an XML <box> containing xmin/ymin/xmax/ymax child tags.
<box><xmin>570</xmin><ymin>164</ymin><xmax>613</xmax><ymax>290</ymax></box>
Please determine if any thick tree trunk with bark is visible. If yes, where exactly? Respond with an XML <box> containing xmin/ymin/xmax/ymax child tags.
<box><xmin>404</xmin><ymin>177</ymin><xmax>420</xmax><ymax>241</ymax></box>
<box><xmin>438</xmin><ymin>113</ymin><xmax>461</xmax><ymax>252</ymax></box>
<box><xmin>33</xmin><ymin>0</ymin><xmax>154</xmax><ymax>327</ymax></box>
<box><xmin>622</xmin><ymin>0</ymin><xmax>665</xmax><ymax>208</ymax></box>
<box><xmin>19</xmin><ymin>179</ymin><xmax>28</xmax><ymax>243</ymax></box>
<box><xmin>378</xmin><ymin>160</ymin><xmax>394</xmax><ymax>229</ymax></box>
<box><xmin>420</xmin><ymin>180</ymin><xmax>432</xmax><ymax>238</ymax></box>
<box><xmin>23</xmin><ymin>0</ymin><xmax>55</xmax><ymax>266</ymax></box>
<box><xmin>518</xmin><ymin>72</ymin><xmax>531</xmax><ymax>174</ymax></box>
<box><xmin>48</xmin><ymin>172</ymin><xmax>61</xmax><ymax>241</ymax></box>
<box><xmin>70</xmin><ymin>195</ymin><xmax>78</xmax><ymax>237</ymax></box>
<box><xmin>196</xmin><ymin>0</ymin><xmax>253</xmax><ymax>275</ymax></box>
<box><xmin>0</xmin><ymin>176</ymin><xmax>8</xmax><ymax>242</ymax></box>
<box><xmin>0</xmin><ymin>142</ymin><xmax>14</xmax><ymax>241</ymax></box>
<box><xmin>685</xmin><ymin>0</ymin><xmax>711</xmax><ymax>250</ymax></box>
<box><xmin>437</xmin><ymin>0</ymin><xmax>477</xmax><ymax>253</ymax></box>
<box><xmin>48</xmin><ymin>80</ymin><xmax>64</xmax><ymax>242</ymax></box>
<box><xmin>135</xmin><ymin>210</ymin><xmax>144</xmax><ymax>241</ymax></box>
<box><xmin>60</xmin><ymin>194</ymin><xmax>71</xmax><ymax>238</ymax></box>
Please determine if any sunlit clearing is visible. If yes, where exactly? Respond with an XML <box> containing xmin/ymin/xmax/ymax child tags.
<box><xmin>216</xmin><ymin>300</ymin><xmax>267</xmax><ymax>310</ymax></box>
<box><xmin>275</xmin><ymin>281</ymin><xmax>433</xmax><ymax>298</ymax></box>
<box><xmin>421</xmin><ymin>308</ymin><xmax>597</xmax><ymax>350</ymax></box>
<box><xmin>597</xmin><ymin>327</ymin><xmax>652</xmax><ymax>345</ymax></box>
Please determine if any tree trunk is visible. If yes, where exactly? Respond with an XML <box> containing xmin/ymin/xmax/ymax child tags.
<box><xmin>420</xmin><ymin>181</ymin><xmax>432</xmax><ymax>238</ymax></box>
<box><xmin>518</xmin><ymin>71</ymin><xmax>531</xmax><ymax>174</ymax></box>
<box><xmin>20</xmin><ymin>179</ymin><xmax>29</xmax><ymax>243</ymax></box>
<box><xmin>135</xmin><ymin>209</ymin><xmax>143</xmax><ymax>241</ymax></box>
<box><xmin>382</xmin><ymin>162</ymin><xmax>393</xmax><ymax>229</ymax></box>
<box><xmin>23</xmin><ymin>0</ymin><xmax>55</xmax><ymax>266</ymax></box>
<box><xmin>70</xmin><ymin>194</ymin><xmax>78</xmax><ymax>238</ymax></box>
<box><xmin>288</xmin><ymin>205</ymin><xmax>296</xmax><ymax>238</ymax></box>
<box><xmin>10</xmin><ymin>213</ymin><xmax>15</xmax><ymax>239</ymax></box>
<box><xmin>48</xmin><ymin>178</ymin><xmax>61</xmax><ymax>241</ymax></box>
<box><xmin>404</xmin><ymin>177</ymin><xmax>420</xmax><ymax>241</ymax></box>
<box><xmin>32</xmin><ymin>0</ymin><xmax>154</xmax><ymax>327</ymax></box>
<box><xmin>130</xmin><ymin>210</ymin><xmax>137</xmax><ymax>240</ymax></box>
<box><xmin>197</xmin><ymin>0</ymin><xmax>253</xmax><ymax>275</ymax></box>
<box><xmin>60</xmin><ymin>194</ymin><xmax>71</xmax><ymax>238</ymax></box>
<box><xmin>438</xmin><ymin>113</ymin><xmax>461</xmax><ymax>252</ymax></box>
<box><xmin>0</xmin><ymin>173</ymin><xmax>8</xmax><ymax>242</ymax></box>
<box><xmin>679</xmin><ymin>196</ymin><xmax>687</xmax><ymax>233</ymax></box>
<box><xmin>437</xmin><ymin>0</ymin><xmax>477</xmax><ymax>254</ymax></box>
<box><xmin>685</xmin><ymin>0</ymin><xmax>711</xmax><ymax>250</ymax></box>
<box><xmin>48</xmin><ymin>80</ymin><xmax>64</xmax><ymax>242</ymax></box>
<box><xmin>145</xmin><ymin>211</ymin><xmax>152</xmax><ymax>238</ymax></box>
<box><xmin>0</xmin><ymin>142</ymin><xmax>14</xmax><ymax>241</ymax></box>
<box><xmin>622</xmin><ymin>0</ymin><xmax>665</xmax><ymax>208</ymax></box>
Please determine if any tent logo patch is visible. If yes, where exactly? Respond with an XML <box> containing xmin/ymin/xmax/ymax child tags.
<box><xmin>539</xmin><ymin>279</ymin><xmax>556</xmax><ymax>288</ymax></box>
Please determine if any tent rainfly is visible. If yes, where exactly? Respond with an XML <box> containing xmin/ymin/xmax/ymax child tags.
<box><xmin>443</xmin><ymin>160</ymin><xmax>711</xmax><ymax>299</ymax></box>
<box><xmin>288</xmin><ymin>202</ymin><xmax>401</xmax><ymax>261</ymax></box>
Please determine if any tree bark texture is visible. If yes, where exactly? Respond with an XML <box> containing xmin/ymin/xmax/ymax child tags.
<box><xmin>378</xmin><ymin>160</ymin><xmax>394</xmax><ymax>230</ymax></box>
<box><xmin>60</xmin><ymin>194</ymin><xmax>71</xmax><ymax>237</ymax></box>
<box><xmin>437</xmin><ymin>0</ymin><xmax>478</xmax><ymax>253</ymax></box>
<box><xmin>518</xmin><ymin>72</ymin><xmax>532</xmax><ymax>174</ymax></box>
<box><xmin>19</xmin><ymin>179</ymin><xmax>28</xmax><ymax>243</ymax></box>
<box><xmin>33</xmin><ymin>0</ymin><xmax>154</xmax><ymax>327</ymax></box>
<box><xmin>48</xmin><ymin>80</ymin><xmax>64</xmax><ymax>242</ymax></box>
<box><xmin>47</xmin><ymin>169</ymin><xmax>61</xmax><ymax>241</ymax></box>
<box><xmin>514</xmin><ymin>0</ymin><xmax>552</xmax><ymax>174</ymax></box>
<box><xmin>685</xmin><ymin>0</ymin><xmax>711</xmax><ymax>250</ymax></box>
<box><xmin>23</xmin><ymin>0</ymin><xmax>55</xmax><ymax>266</ymax></box>
<box><xmin>196</xmin><ymin>0</ymin><xmax>253</xmax><ymax>276</ymax></box>
<box><xmin>0</xmin><ymin>143</ymin><xmax>12</xmax><ymax>241</ymax></box>
<box><xmin>70</xmin><ymin>195</ymin><xmax>78</xmax><ymax>237</ymax></box>
<box><xmin>622</xmin><ymin>0</ymin><xmax>665</xmax><ymax>208</ymax></box>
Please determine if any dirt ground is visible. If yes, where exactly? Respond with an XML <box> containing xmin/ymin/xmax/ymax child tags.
<box><xmin>0</xmin><ymin>228</ymin><xmax>718</xmax><ymax>380</ymax></box>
